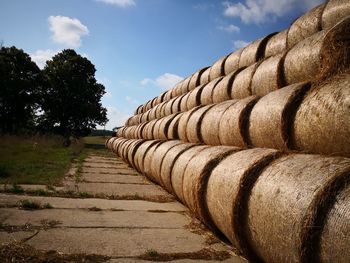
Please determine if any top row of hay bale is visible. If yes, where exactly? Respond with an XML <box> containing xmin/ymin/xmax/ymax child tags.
<box><xmin>126</xmin><ymin>15</ymin><xmax>350</xmax><ymax>127</ymax></box>
<box><xmin>132</xmin><ymin>0</ymin><xmax>350</xmax><ymax>116</ymax></box>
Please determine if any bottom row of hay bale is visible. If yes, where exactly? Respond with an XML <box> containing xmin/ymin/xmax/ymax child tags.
<box><xmin>106</xmin><ymin>137</ymin><xmax>350</xmax><ymax>263</ymax></box>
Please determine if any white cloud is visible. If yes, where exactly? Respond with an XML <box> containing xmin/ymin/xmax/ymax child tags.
<box><xmin>99</xmin><ymin>106</ymin><xmax>131</xmax><ymax>130</ymax></box>
<box><xmin>48</xmin><ymin>15</ymin><xmax>89</xmax><ymax>48</ymax></box>
<box><xmin>233</xmin><ymin>40</ymin><xmax>250</xmax><ymax>49</ymax></box>
<box><xmin>217</xmin><ymin>24</ymin><xmax>240</xmax><ymax>33</ymax></box>
<box><xmin>96</xmin><ymin>0</ymin><xmax>136</xmax><ymax>8</ymax></box>
<box><xmin>223</xmin><ymin>0</ymin><xmax>323</xmax><ymax>24</ymax></box>
<box><xmin>140</xmin><ymin>73</ymin><xmax>183</xmax><ymax>90</ymax></box>
<box><xmin>155</xmin><ymin>73</ymin><xmax>184</xmax><ymax>90</ymax></box>
<box><xmin>126</xmin><ymin>96</ymin><xmax>138</xmax><ymax>104</ymax></box>
<box><xmin>30</xmin><ymin>49</ymin><xmax>59</xmax><ymax>69</ymax></box>
<box><xmin>140</xmin><ymin>78</ymin><xmax>153</xmax><ymax>86</ymax></box>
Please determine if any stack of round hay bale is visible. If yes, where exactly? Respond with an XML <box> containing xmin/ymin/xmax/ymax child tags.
<box><xmin>107</xmin><ymin>1</ymin><xmax>350</xmax><ymax>262</ymax></box>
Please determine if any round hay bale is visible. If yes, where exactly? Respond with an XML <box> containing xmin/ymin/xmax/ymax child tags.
<box><xmin>112</xmin><ymin>137</ymin><xmax>126</xmax><ymax>155</ymax></box>
<box><xmin>152</xmin><ymin>119</ymin><xmax>163</xmax><ymax>139</ymax></box>
<box><xmin>171</xmin><ymin>145</ymin><xmax>209</xmax><ymax>203</ymax></box>
<box><xmin>160</xmin><ymin>143</ymin><xmax>197</xmax><ymax>193</ymax></box>
<box><xmin>291</xmin><ymin>74</ymin><xmax>350</xmax><ymax>157</ymax></box>
<box><xmin>248</xmin><ymin>82</ymin><xmax>310</xmax><ymax>150</ymax></box>
<box><xmin>143</xmin><ymin>140</ymin><xmax>167</xmax><ymax>182</ymax></box>
<box><xmin>164</xmin><ymin>97</ymin><xmax>176</xmax><ymax>116</ymax></box>
<box><xmin>200</xmin><ymin>77</ymin><xmax>223</xmax><ymax>105</ymax></box>
<box><xmin>171</xmin><ymin>95</ymin><xmax>183</xmax><ymax>114</ymax></box>
<box><xmin>150</xmin><ymin>97</ymin><xmax>158</xmax><ymax>108</ymax></box>
<box><xmin>167</xmin><ymin>112</ymin><xmax>183</xmax><ymax>140</ymax></box>
<box><xmin>251</xmin><ymin>53</ymin><xmax>285</xmax><ymax>97</ymax></box>
<box><xmin>123</xmin><ymin>139</ymin><xmax>138</xmax><ymax>164</ymax></box>
<box><xmin>146</xmin><ymin>119</ymin><xmax>157</xmax><ymax>140</ymax></box>
<box><xmin>105</xmin><ymin>137</ymin><xmax>115</xmax><ymax>150</ymax></box>
<box><xmin>209</xmin><ymin>55</ymin><xmax>228</xmax><ymax>81</ymax></box>
<box><xmin>179</xmin><ymin>92</ymin><xmax>190</xmax><ymax>112</ymax></box>
<box><xmin>200</xmin><ymin>67</ymin><xmax>211</xmax><ymax>85</ymax></box>
<box><xmin>245</xmin><ymin>154</ymin><xmax>350</xmax><ymax>263</ymax></box>
<box><xmin>224</xmin><ymin>48</ymin><xmax>244</xmax><ymax>75</ymax></box>
<box><xmin>319</xmin><ymin>183</ymin><xmax>350</xmax><ymax>263</ymax></box>
<box><xmin>180</xmin><ymin>76</ymin><xmax>191</xmax><ymax>94</ymax></box>
<box><xmin>239</xmin><ymin>33</ymin><xmax>276</xmax><ymax>68</ymax></box>
<box><xmin>149</xmin><ymin>140</ymin><xmax>183</xmax><ymax>185</ymax></box>
<box><xmin>155</xmin><ymin>101</ymin><xmax>166</xmax><ymax>119</ymax></box>
<box><xmin>213</xmin><ymin>68</ymin><xmax>243</xmax><ymax>104</ymax></box>
<box><xmin>186</xmin><ymin>104</ymin><xmax>215</xmax><ymax>143</ymax></box>
<box><xmin>189</xmin><ymin>67</ymin><xmax>209</xmax><ymax>91</ymax></box>
<box><xmin>123</xmin><ymin>140</ymin><xmax>142</xmax><ymax>167</ymax></box>
<box><xmin>177</xmin><ymin>107</ymin><xmax>201</xmax><ymax>142</ymax></box>
<box><xmin>201</xmin><ymin>101</ymin><xmax>238</xmax><ymax>145</ymax></box>
<box><xmin>140</xmin><ymin>121</ymin><xmax>150</xmax><ymax>139</ymax></box>
<box><xmin>158</xmin><ymin>113</ymin><xmax>180</xmax><ymax>140</ymax></box>
<box><xmin>148</xmin><ymin>106</ymin><xmax>158</xmax><ymax>122</ymax></box>
<box><xmin>230</xmin><ymin>63</ymin><xmax>259</xmax><ymax>99</ymax></box>
<box><xmin>287</xmin><ymin>4</ymin><xmax>325</xmax><ymax>49</ymax></box>
<box><xmin>264</xmin><ymin>29</ymin><xmax>287</xmax><ymax>58</ymax></box>
<box><xmin>140</xmin><ymin>111</ymin><xmax>149</xmax><ymax>123</ymax></box>
<box><xmin>133</xmin><ymin>140</ymin><xmax>161</xmax><ymax>173</ymax></box>
<box><xmin>219</xmin><ymin>96</ymin><xmax>259</xmax><ymax>147</ymax></box>
<box><xmin>206</xmin><ymin>148</ymin><xmax>279</xmax><ymax>251</ymax></box>
<box><xmin>126</xmin><ymin>139</ymin><xmax>142</xmax><ymax>166</ymax></box>
<box><xmin>116</xmin><ymin>127</ymin><xmax>124</xmax><ymax>138</ymax></box>
<box><xmin>186</xmin><ymin>85</ymin><xmax>205</xmax><ymax>110</ymax></box>
<box><xmin>137</xmin><ymin>122</ymin><xmax>147</xmax><ymax>139</ymax></box>
<box><xmin>182</xmin><ymin>146</ymin><xmax>239</xmax><ymax>229</ymax></box>
<box><xmin>145</xmin><ymin>100</ymin><xmax>153</xmax><ymax>112</ymax></box>
<box><xmin>284</xmin><ymin>17</ymin><xmax>350</xmax><ymax>85</ymax></box>
<box><xmin>123</xmin><ymin>126</ymin><xmax>132</xmax><ymax>139</ymax></box>
<box><xmin>135</xmin><ymin>105</ymin><xmax>142</xmax><ymax>115</ymax></box>
<box><xmin>322</xmin><ymin>0</ymin><xmax>350</xmax><ymax>29</ymax></box>
<box><xmin>164</xmin><ymin>90</ymin><xmax>172</xmax><ymax>102</ymax></box>
<box><xmin>173</xmin><ymin>82</ymin><xmax>183</xmax><ymax>97</ymax></box>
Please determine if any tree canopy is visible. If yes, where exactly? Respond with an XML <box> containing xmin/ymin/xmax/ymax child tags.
<box><xmin>0</xmin><ymin>46</ymin><xmax>108</xmax><ymax>143</ymax></box>
<box><xmin>0</xmin><ymin>46</ymin><xmax>43</xmax><ymax>133</ymax></box>
<box><xmin>39</xmin><ymin>49</ymin><xmax>107</xmax><ymax>140</ymax></box>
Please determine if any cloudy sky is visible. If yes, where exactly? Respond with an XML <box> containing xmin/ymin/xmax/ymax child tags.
<box><xmin>1</xmin><ymin>0</ymin><xmax>323</xmax><ymax>129</ymax></box>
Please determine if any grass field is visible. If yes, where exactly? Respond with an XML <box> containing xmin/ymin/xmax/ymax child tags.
<box><xmin>0</xmin><ymin>135</ymin><xmax>113</xmax><ymax>185</ymax></box>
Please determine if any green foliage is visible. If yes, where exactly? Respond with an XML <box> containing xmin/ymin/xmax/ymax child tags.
<box><xmin>145</xmin><ymin>249</ymin><xmax>159</xmax><ymax>257</ymax></box>
<box><xmin>19</xmin><ymin>199</ymin><xmax>41</xmax><ymax>210</ymax></box>
<box><xmin>39</xmin><ymin>49</ymin><xmax>108</xmax><ymax>140</ymax></box>
<box><xmin>43</xmin><ymin>203</ymin><xmax>53</xmax><ymax>209</ymax></box>
<box><xmin>0</xmin><ymin>46</ymin><xmax>43</xmax><ymax>134</ymax></box>
<box><xmin>89</xmin><ymin>129</ymin><xmax>114</xmax><ymax>136</ymax></box>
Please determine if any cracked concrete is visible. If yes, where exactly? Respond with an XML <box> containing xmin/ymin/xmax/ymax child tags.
<box><xmin>0</xmin><ymin>153</ymin><xmax>247</xmax><ymax>262</ymax></box>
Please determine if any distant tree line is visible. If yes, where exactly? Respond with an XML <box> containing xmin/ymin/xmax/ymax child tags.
<box><xmin>0</xmin><ymin>46</ymin><xmax>108</xmax><ymax>145</ymax></box>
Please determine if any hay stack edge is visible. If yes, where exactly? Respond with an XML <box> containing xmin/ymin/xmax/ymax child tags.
<box><xmin>107</xmin><ymin>1</ymin><xmax>350</xmax><ymax>262</ymax></box>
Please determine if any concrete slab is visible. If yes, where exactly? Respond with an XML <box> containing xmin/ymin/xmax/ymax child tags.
<box><xmin>63</xmin><ymin>182</ymin><xmax>168</xmax><ymax>197</ymax></box>
<box><xmin>108</xmin><ymin>258</ymin><xmax>247</xmax><ymax>263</ymax></box>
<box><xmin>82</xmin><ymin>162</ymin><xmax>129</xmax><ymax>169</ymax></box>
<box><xmin>0</xmin><ymin>194</ymin><xmax>186</xmax><ymax>211</ymax></box>
<box><xmin>0</xmin><ymin>208</ymin><xmax>188</xmax><ymax>228</ymax></box>
<box><xmin>81</xmin><ymin>167</ymin><xmax>139</xmax><ymax>175</ymax></box>
<box><xmin>81</xmin><ymin>173</ymin><xmax>149</xmax><ymax>184</ymax></box>
<box><xmin>24</xmin><ymin>228</ymin><xmax>206</xmax><ymax>257</ymax></box>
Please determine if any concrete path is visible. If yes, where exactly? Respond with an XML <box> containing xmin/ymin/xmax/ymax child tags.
<box><xmin>0</xmin><ymin>154</ymin><xmax>247</xmax><ymax>262</ymax></box>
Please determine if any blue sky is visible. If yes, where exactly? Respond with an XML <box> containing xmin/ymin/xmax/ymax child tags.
<box><xmin>0</xmin><ymin>0</ymin><xmax>323</xmax><ymax>129</ymax></box>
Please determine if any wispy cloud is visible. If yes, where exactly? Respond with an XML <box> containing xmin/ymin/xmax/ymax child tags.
<box><xmin>233</xmin><ymin>40</ymin><xmax>250</xmax><ymax>49</ymax></box>
<box><xmin>100</xmin><ymin>106</ymin><xmax>131</xmax><ymax>130</ymax></box>
<box><xmin>217</xmin><ymin>24</ymin><xmax>240</xmax><ymax>33</ymax></box>
<box><xmin>125</xmin><ymin>96</ymin><xmax>138</xmax><ymax>104</ymax></box>
<box><xmin>30</xmin><ymin>49</ymin><xmax>59</xmax><ymax>69</ymax></box>
<box><xmin>96</xmin><ymin>0</ymin><xmax>136</xmax><ymax>8</ymax></box>
<box><xmin>140</xmin><ymin>73</ymin><xmax>183</xmax><ymax>90</ymax></box>
<box><xmin>48</xmin><ymin>15</ymin><xmax>89</xmax><ymax>48</ymax></box>
<box><xmin>223</xmin><ymin>0</ymin><xmax>323</xmax><ymax>24</ymax></box>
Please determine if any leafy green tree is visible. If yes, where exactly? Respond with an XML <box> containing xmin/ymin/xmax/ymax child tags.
<box><xmin>39</xmin><ymin>49</ymin><xmax>107</xmax><ymax>144</ymax></box>
<box><xmin>0</xmin><ymin>46</ymin><xmax>43</xmax><ymax>134</ymax></box>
